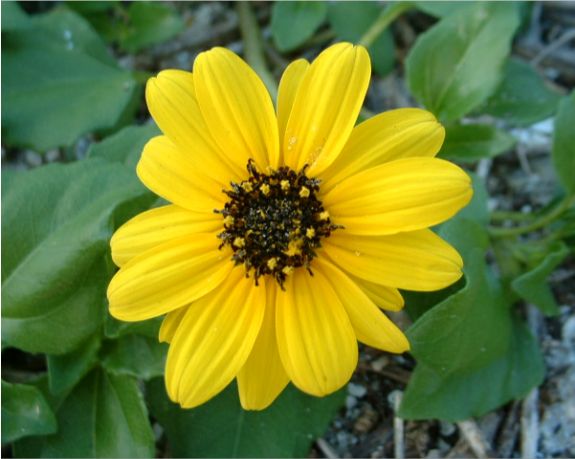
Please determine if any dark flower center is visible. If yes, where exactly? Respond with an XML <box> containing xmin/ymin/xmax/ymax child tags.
<box><xmin>216</xmin><ymin>160</ymin><xmax>340</xmax><ymax>288</ymax></box>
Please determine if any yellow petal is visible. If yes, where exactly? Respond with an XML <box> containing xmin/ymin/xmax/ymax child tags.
<box><xmin>276</xmin><ymin>268</ymin><xmax>358</xmax><ymax>396</ymax></box>
<box><xmin>237</xmin><ymin>278</ymin><xmax>290</xmax><ymax>410</ymax></box>
<box><xmin>314</xmin><ymin>258</ymin><xmax>409</xmax><ymax>353</ymax></box>
<box><xmin>165</xmin><ymin>270</ymin><xmax>266</xmax><ymax>408</ymax></box>
<box><xmin>322</xmin><ymin>157</ymin><xmax>472</xmax><ymax>236</ymax></box>
<box><xmin>137</xmin><ymin>136</ymin><xmax>226</xmax><ymax>212</ymax></box>
<box><xmin>193</xmin><ymin>47</ymin><xmax>279</xmax><ymax>170</ymax></box>
<box><xmin>159</xmin><ymin>306</ymin><xmax>188</xmax><ymax>343</ymax></box>
<box><xmin>146</xmin><ymin>70</ymin><xmax>241</xmax><ymax>184</ymax></box>
<box><xmin>111</xmin><ymin>205</ymin><xmax>222</xmax><ymax>267</ymax></box>
<box><xmin>321</xmin><ymin>229</ymin><xmax>463</xmax><ymax>291</ymax></box>
<box><xmin>283</xmin><ymin>43</ymin><xmax>371</xmax><ymax>176</ymax></box>
<box><xmin>348</xmin><ymin>275</ymin><xmax>405</xmax><ymax>312</ymax></box>
<box><xmin>320</xmin><ymin>108</ymin><xmax>445</xmax><ymax>191</ymax></box>
<box><xmin>277</xmin><ymin>59</ymin><xmax>309</xmax><ymax>154</ymax></box>
<box><xmin>108</xmin><ymin>233</ymin><xmax>233</xmax><ymax>321</ymax></box>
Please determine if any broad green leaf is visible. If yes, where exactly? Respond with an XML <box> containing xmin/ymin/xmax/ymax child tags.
<box><xmin>33</xmin><ymin>6</ymin><xmax>117</xmax><ymax>66</ymax></box>
<box><xmin>1</xmin><ymin>159</ymin><xmax>153</xmax><ymax>354</ymax></box>
<box><xmin>400</xmin><ymin>248</ymin><xmax>544</xmax><ymax>421</ymax></box>
<box><xmin>512</xmin><ymin>242</ymin><xmax>570</xmax><ymax>316</ymax></box>
<box><xmin>104</xmin><ymin>315</ymin><xmax>162</xmax><ymax>340</ymax></box>
<box><xmin>1</xmin><ymin>1</ymin><xmax>30</xmax><ymax>31</ymax></box>
<box><xmin>414</xmin><ymin>1</ymin><xmax>472</xmax><ymax>18</ymax></box>
<box><xmin>147</xmin><ymin>380</ymin><xmax>345</xmax><ymax>457</ymax></box>
<box><xmin>407</xmin><ymin>249</ymin><xmax>511</xmax><ymax>378</ymax></box>
<box><xmin>119</xmin><ymin>2</ymin><xmax>184</xmax><ymax>53</ymax></box>
<box><xmin>66</xmin><ymin>1</ymin><xmax>118</xmax><ymax>15</ymax></box>
<box><xmin>406</xmin><ymin>2</ymin><xmax>520</xmax><ymax>121</ymax></box>
<box><xmin>1</xmin><ymin>7</ymin><xmax>137</xmax><ymax>151</ymax></box>
<box><xmin>1</xmin><ymin>380</ymin><xmax>57</xmax><ymax>443</ymax></box>
<box><xmin>481</xmin><ymin>58</ymin><xmax>562</xmax><ymax>126</ymax></box>
<box><xmin>400</xmin><ymin>316</ymin><xmax>544</xmax><ymax>421</ymax></box>
<box><xmin>327</xmin><ymin>2</ymin><xmax>395</xmax><ymax>76</ymax></box>
<box><xmin>102</xmin><ymin>334</ymin><xmax>167</xmax><ymax>380</ymax></box>
<box><xmin>47</xmin><ymin>334</ymin><xmax>102</xmax><ymax>397</ymax></box>
<box><xmin>88</xmin><ymin>123</ymin><xmax>160</xmax><ymax>169</ymax></box>
<box><xmin>439</xmin><ymin>124</ymin><xmax>516</xmax><ymax>162</ymax></box>
<box><xmin>19</xmin><ymin>370</ymin><xmax>154</xmax><ymax>458</ymax></box>
<box><xmin>2</xmin><ymin>48</ymin><xmax>136</xmax><ymax>151</ymax></box>
<box><xmin>552</xmin><ymin>92</ymin><xmax>575</xmax><ymax>195</ymax></box>
<box><xmin>1</xmin><ymin>168</ymin><xmax>24</xmax><ymax>197</ymax></box>
<box><xmin>271</xmin><ymin>1</ymin><xmax>327</xmax><ymax>52</ymax></box>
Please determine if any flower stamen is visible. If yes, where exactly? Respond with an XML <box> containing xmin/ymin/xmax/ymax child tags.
<box><xmin>216</xmin><ymin>160</ymin><xmax>340</xmax><ymax>288</ymax></box>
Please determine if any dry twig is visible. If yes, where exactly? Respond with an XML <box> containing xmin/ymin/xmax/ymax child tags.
<box><xmin>456</xmin><ymin>420</ymin><xmax>490</xmax><ymax>458</ymax></box>
<box><xmin>316</xmin><ymin>438</ymin><xmax>340</xmax><ymax>459</ymax></box>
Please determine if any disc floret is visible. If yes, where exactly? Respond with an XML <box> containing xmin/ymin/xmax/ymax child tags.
<box><xmin>216</xmin><ymin>161</ymin><xmax>340</xmax><ymax>287</ymax></box>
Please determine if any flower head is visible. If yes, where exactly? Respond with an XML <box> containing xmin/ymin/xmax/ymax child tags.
<box><xmin>107</xmin><ymin>43</ymin><xmax>472</xmax><ymax>410</ymax></box>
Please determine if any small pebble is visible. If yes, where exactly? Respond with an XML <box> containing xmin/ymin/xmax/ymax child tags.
<box><xmin>353</xmin><ymin>405</ymin><xmax>379</xmax><ymax>433</ymax></box>
<box><xmin>348</xmin><ymin>382</ymin><xmax>367</xmax><ymax>398</ymax></box>
<box><xmin>24</xmin><ymin>150</ymin><xmax>42</xmax><ymax>167</ymax></box>
<box><xmin>370</xmin><ymin>355</ymin><xmax>389</xmax><ymax>372</ymax></box>
<box><xmin>562</xmin><ymin>315</ymin><xmax>575</xmax><ymax>345</ymax></box>
<box><xmin>45</xmin><ymin>149</ymin><xmax>60</xmax><ymax>163</ymax></box>
<box><xmin>345</xmin><ymin>395</ymin><xmax>358</xmax><ymax>410</ymax></box>
<box><xmin>439</xmin><ymin>420</ymin><xmax>456</xmax><ymax>437</ymax></box>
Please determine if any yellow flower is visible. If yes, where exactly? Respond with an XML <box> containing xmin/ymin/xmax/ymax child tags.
<box><xmin>107</xmin><ymin>43</ymin><xmax>472</xmax><ymax>410</ymax></box>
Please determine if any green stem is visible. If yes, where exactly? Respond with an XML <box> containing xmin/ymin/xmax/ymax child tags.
<box><xmin>358</xmin><ymin>2</ymin><xmax>413</xmax><ymax>48</ymax></box>
<box><xmin>488</xmin><ymin>195</ymin><xmax>575</xmax><ymax>238</ymax></box>
<box><xmin>490</xmin><ymin>210</ymin><xmax>533</xmax><ymax>223</ymax></box>
<box><xmin>237</xmin><ymin>2</ymin><xmax>278</xmax><ymax>101</ymax></box>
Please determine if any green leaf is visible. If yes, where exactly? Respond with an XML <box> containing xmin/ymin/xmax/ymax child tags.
<box><xmin>414</xmin><ymin>1</ymin><xmax>472</xmax><ymax>18</ymax></box>
<box><xmin>66</xmin><ymin>1</ymin><xmax>118</xmax><ymax>15</ymax></box>
<box><xmin>406</xmin><ymin>2</ymin><xmax>520</xmax><ymax>121</ymax></box>
<box><xmin>147</xmin><ymin>380</ymin><xmax>345</xmax><ymax>457</ymax></box>
<box><xmin>1</xmin><ymin>168</ymin><xmax>24</xmax><ymax>197</ymax></box>
<box><xmin>2</xmin><ymin>380</ymin><xmax>58</xmax><ymax>443</ymax></box>
<box><xmin>327</xmin><ymin>2</ymin><xmax>395</xmax><ymax>76</ymax></box>
<box><xmin>32</xmin><ymin>6</ymin><xmax>118</xmax><ymax>66</ymax></box>
<box><xmin>439</xmin><ymin>124</ymin><xmax>516</xmax><ymax>162</ymax></box>
<box><xmin>481</xmin><ymin>58</ymin><xmax>562</xmax><ymax>126</ymax></box>
<box><xmin>1</xmin><ymin>159</ymin><xmax>152</xmax><ymax>354</ymax></box>
<box><xmin>1</xmin><ymin>7</ymin><xmax>137</xmax><ymax>151</ymax></box>
<box><xmin>401</xmin><ymin>208</ymin><xmax>546</xmax><ymax>420</ymax></box>
<box><xmin>119</xmin><ymin>2</ymin><xmax>184</xmax><ymax>53</ymax></box>
<box><xmin>400</xmin><ymin>316</ymin><xmax>544</xmax><ymax>421</ymax></box>
<box><xmin>271</xmin><ymin>1</ymin><xmax>327</xmax><ymax>52</ymax></box>
<box><xmin>19</xmin><ymin>370</ymin><xmax>155</xmax><ymax>457</ymax></box>
<box><xmin>104</xmin><ymin>315</ymin><xmax>162</xmax><ymax>340</ymax></box>
<box><xmin>512</xmin><ymin>242</ymin><xmax>570</xmax><ymax>316</ymax></box>
<box><xmin>47</xmin><ymin>334</ymin><xmax>102</xmax><ymax>397</ymax></box>
<box><xmin>1</xmin><ymin>1</ymin><xmax>30</xmax><ymax>31</ymax></box>
<box><xmin>552</xmin><ymin>91</ymin><xmax>575</xmax><ymax>195</ymax></box>
<box><xmin>407</xmin><ymin>251</ymin><xmax>512</xmax><ymax>378</ymax></box>
<box><xmin>102</xmin><ymin>334</ymin><xmax>167</xmax><ymax>380</ymax></box>
<box><xmin>88</xmin><ymin>123</ymin><xmax>160</xmax><ymax>169</ymax></box>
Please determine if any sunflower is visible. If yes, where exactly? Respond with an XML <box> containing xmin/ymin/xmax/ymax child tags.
<box><xmin>107</xmin><ymin>42</ymin><xmax>472</xmax><ymax>410</ymax></box>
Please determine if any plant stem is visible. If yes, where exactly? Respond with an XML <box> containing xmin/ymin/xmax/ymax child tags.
<box><xmin>237</xmin><ymin>2</ymin><xmax>278</xmax><ymax>101</ymax></box>
<box><xmin>359</xmin><ymin>2</ymin><xmax>414</xmax><ymax>48</ymax></box>
<box><xmin>488</xmin><ymin>194</ymin><xmax>575</xmax><ymax>238</ymax></box>
<box><xmin>490</xmin><ymin>210</ymin><xmax>533</xmax><ymax>223</ymax></box>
